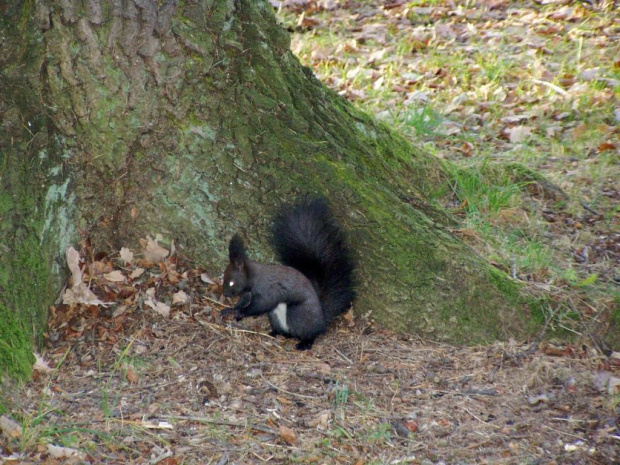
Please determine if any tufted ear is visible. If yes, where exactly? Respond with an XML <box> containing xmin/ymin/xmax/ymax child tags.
<box><xmin>228</xmin><ymin>234</ymin><xmax>247</xmax><ymax>263</ymax></box>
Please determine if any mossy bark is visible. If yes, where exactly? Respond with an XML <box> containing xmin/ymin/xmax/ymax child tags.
<box><xmin>0</xmin><ymin>0</ymin><xmax>536</xmax><ymax>378</ymax></box>
<box><xmin>0</xmin><ymin>3</ymin><xmax>64</xmax><ymax>379</ymax></box>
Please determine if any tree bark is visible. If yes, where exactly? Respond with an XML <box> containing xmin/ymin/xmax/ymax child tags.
<box><xmin>0</xmin><ymin>0</ymin><xmax>533</xmax><ymax>378</ymax></box>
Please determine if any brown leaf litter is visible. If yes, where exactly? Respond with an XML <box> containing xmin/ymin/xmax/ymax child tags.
<box><xmin>2</xmin><ymin>246</ymin><xmax>619</xmax><ymax>464</ymax></box>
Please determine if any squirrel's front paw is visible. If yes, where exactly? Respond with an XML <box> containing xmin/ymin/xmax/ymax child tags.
<box><xmin>221</xmin><ymin>307</ymin><xmax>245</xmax><ymax>321</ymax></box>
<box><xmin>220</xmin><ymin>308</ymin><xmax>234</xmax><ymax>319</ymax></box>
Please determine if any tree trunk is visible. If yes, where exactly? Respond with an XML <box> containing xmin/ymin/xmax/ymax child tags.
<box><xmin>0</xmin><ymin>0</ymin><xmax>533</xmax><ymax>378</ymax></box>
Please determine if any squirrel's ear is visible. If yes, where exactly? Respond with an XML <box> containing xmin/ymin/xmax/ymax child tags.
<box><xmin>229</xmin><ymin>234</ymin><xmax>247</xmax><ymax>262</ymax></box>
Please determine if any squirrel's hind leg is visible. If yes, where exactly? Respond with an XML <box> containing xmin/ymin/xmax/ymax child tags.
<box><xmin>295</xmin><ymin>338</ymin><xmax>316</xmax><ymax>351</ymax></box>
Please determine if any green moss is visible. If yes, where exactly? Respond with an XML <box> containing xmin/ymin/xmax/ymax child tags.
<box><xmin>488</xmin><ymin>266</ymin><xmax>519</xmax><ymax>300</ymax></box>
<box><xmin>0</xmin><ymin>201</ymin><xmax>54</xmax><ymax>379</ymax></box>
<box><xmin>0</xmin><ymin>302</ymin><xmax>34</xmax><ymax>380</ymax></box>
<box><xmin>0</xmin><ymin>158</ymin><xmax>50</xmax><ymax>380</ymax></box>
<box><xmin>0</xmin><ymin>51</ymin><xmax>67</xmax><ymax>379</ymax></box>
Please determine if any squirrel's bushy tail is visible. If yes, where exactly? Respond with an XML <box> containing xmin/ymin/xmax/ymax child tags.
<box><xmin>272</xmin><ymin>196</ymin><xmax>356</xmax><ymax>324</ymax></box>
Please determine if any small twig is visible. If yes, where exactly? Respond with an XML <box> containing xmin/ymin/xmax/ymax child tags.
<box><xmin>531</xmin><ymin>78</ymin><xmax>569</xmax><ymax>97</ymax></box>
<box><xmin>465</xmin><ymin>439</ymin><xmax>494</xmax><ymax>450</ymax></box>
<box><xmin>463</xmin><ymin>388</ymin><xmax>499</xmax><ymax>396</ymax></box>
<box><xmin>149</xmin><ymin>450</ymin><xmax>173</xmax><ymax>465</ymax></box>
<box><xmin>231</xmin><ymin>328</ymin><xmax>277</xmax><ymax>338</ymax></box>
<box><xmin>333</xmin><ymin>421</ymin><xmax>355</xmax><ymax>439</ymax></box>
<box><xmin>232</xmin><ymin>161</ymin><xmax>248</xmax><ymax>173</ymax></box>
<box><xmin>196</xmin><ymin>319</ymin><xmax>276</xmax><ymax>340</ymax></box>
<box><xmin>580</xmin><ymin>199</ymin><xmax>600</xmax><ymax>216</ymax></box>
<box><xmin>107</xmin><ymin>418</ymin><xmax>173</xmax><ymax>430</ymax></box>
<box><xmin>260</xmin><ymin>372</ymin><xmax>322</xmax><ymax>400</ymax></box>
<box><xmin>557</xmin><ymin>324</ymin><xmax>582</xmax><ymax>336</ymax></box>
<box><xmin>204</xmin><ymin>296</ymin><xmax>229</xmax><ymax>308</ymax></box>
<box><xmin>159</xmin><ymin>415</ymin><xmax>275</xmax><ymax>435</ymax></box>
<box><xmin>551</xmin><ymin>418</ymin><xmax>600</xmax><ymax>423</ymax></box>
<box><xmin>463</xmin><ymin>407</ymin><xmax>501</xmax><ymax>429</ymax></box>
<box><xmin>543</xmin><ymin>424</ymin><xmax>586</xmax><ymax>441</ymax></box>
<box><xmin>390</xmin><ymin>456</ymin><xmax>420</xmax><ymax>464</ymax></box>
<box><xmin>250</xmin><ymin>451</ymin><xmax>274</xmax><ymax>462</ymax></box>
<box><xmin>196</xmin><ymin>319</ymin><xmax>224</xmax><ymax>334</ymax></box>
<box><xmin>334</xmin><ymin>348</ymin><xmax>353</xmax><ymax>364</ymax></box>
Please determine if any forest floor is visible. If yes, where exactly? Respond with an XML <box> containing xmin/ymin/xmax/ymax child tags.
<box><xmin>2</xmin><ymin>247</ymin><xmax>619</xmax><ymax>464</ymax></box>
<box><xmin>2</xmin><ymin>0</ymin><xmax>620</xmax><ymax>464</ymax></box>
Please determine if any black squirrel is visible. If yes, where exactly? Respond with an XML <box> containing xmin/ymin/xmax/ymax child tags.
<box><xmin>222</xmin><ymin>197</ymin><xmax>356</xmax><ymax>350</ymax></box>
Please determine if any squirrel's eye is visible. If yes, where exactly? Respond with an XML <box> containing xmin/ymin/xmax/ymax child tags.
<box><xmin>229</xmin><ymin>281</ymin><xmax>234</xmax><ymax>287</ymax></box>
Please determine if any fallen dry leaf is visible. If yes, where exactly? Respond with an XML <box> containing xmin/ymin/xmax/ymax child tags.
<box><xmin>140</xmin><ymin>420</ymin><xmax>174</xmax><ymax>430</ymax></box>
<box><xmin>308</xmin><ymin>410</ymin><xmax>331</xmax><ymax>429</ymax></box>
<box><xmin>103</xmin><ymin>270</ymin><xmax>126</xmax><ymax>283</ymax></box>
<box><xmin>172</xmin><ymin>290</ymin><xmax>189</xmax><ymax>305</ymax></box>
<box><xmin>33</xmin><ymin>353</ymin><xmax>53</xmax><ymax>374</ymax></box>
<box><xmin>500</xmin><ymin>114</ymin><xmax>532</xmax><ymax>124</ymax></box>
<box><xmin>0</xmin><ymin>415</ymin><xmax>22</xmax><ymax>439</ymax></box>
<box><xmin>47</xmin><ymin>444</ymin><xmax>86</xmax><ymax>460</ymax></box>
<box><xmin>142</xmin><ymin>235</ymin><xmax>169</xmax><ymax>263</ymax></box>
<box><xmin>405</xmin><ymin>420</ymin><xmax>419</xmax><ymax>433</ymax></box>
<box><xmin>597</xmin><ymin>141</ymin><xmax>616</xmax><ymax>153</ymax></box>
<box><xmin>89</xmin><ymin>260</ymin><xmax>112</xmax><ymax>276</ymax></box>
<box><xmin>607</xmin><ymin>376</ymin><xmax>620</xmax><ymax>395</ymax></box>
<box><xmin>120</xmin><ymin>247</ymin><xmax>134</xmax><ymax>265</ymax></box>
<box><xmin>63</xmin><ymin>248</ymin><xmax>107</xmax><ymax>305</ymax></box>
<box><xmin>341</xmin><ymin>307</ymin><xmax>355</xmax><ymax>326</ymax></box>
<box><xmin>507</xmin><ymin>125</ymin><xmax>533</xmax><ymax>144</ymax></box>
<box><xmin>130</xmin><ymin>267</ymin><xmax>145</xmax><ymax>279</ymax></box>
<box><xmin>125</xmin><ymin>365</ymin><xmax>139</xmax><ymax>384</ymax></box>
<box><xmin>200</xmin><ymin>273</ymin><xmax>215</xmax><ymax>284</ymax></box>
<box><xmin>113</xmin><ymin>305</ymin><xmax>128</xmax><ymax>317</ymax></box>
<box><xmin>145</xmin><ymin>288</ymin><xmax>171</xmax><ymax>317</ymax></box>
<box><xmin>66</xmin><ymin>247</ymin><xmax>83</xmax><ymax>285</ymax></box>
<box><xmin>279</xmin><ymin>424</ymin><xmax>297</xmax><ymax>445</ymax></box>
<box><xmin>62</xmin><ymin>286</ymin><xmax>105</xmax><ymax>306</ymax></box>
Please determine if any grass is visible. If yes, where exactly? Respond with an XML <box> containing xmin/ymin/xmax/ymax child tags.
<box><xmin>448</xmin><ymin>158</ymin><xmax>523</xmax><ymax>215</ymax></box>
<box><xmin>280</xmin><ymin>1</ymin><xmax>620</xmax><ymax>344</ymax></box>
<box><xmin>99</xmin><ymin>338</ymin><xmax>140</xmax><ymax>418</ymax></box>
<box><xmin>4</xmin><ymin>339</ymin><xmax>160</xmax><ymax>459</ymax></box>
<box><xmin>393</xmin><ymin>105</ymin><xmax>443</xmax><ymax>138</ymax></box>
<box><xmin>7</xmin><ymin>349</ymin><xmax>71</xmax><ymax>454</ymax></box>
<box><xmin>364</xmin><ymin>423</ymin><xmax>392</xmax><ymax>444</ymax></box>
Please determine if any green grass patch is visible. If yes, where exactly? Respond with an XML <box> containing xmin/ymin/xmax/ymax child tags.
<box><xmin>447</xmin><ymin>158</ymin><xmax>523</xmax><ymax>215</ymax></box>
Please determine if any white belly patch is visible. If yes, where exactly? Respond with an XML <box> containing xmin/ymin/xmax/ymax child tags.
<box><xmin>270</xmin><ymin>303</ymin><xmax>289</xmax><ymax>332</ymax></box>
